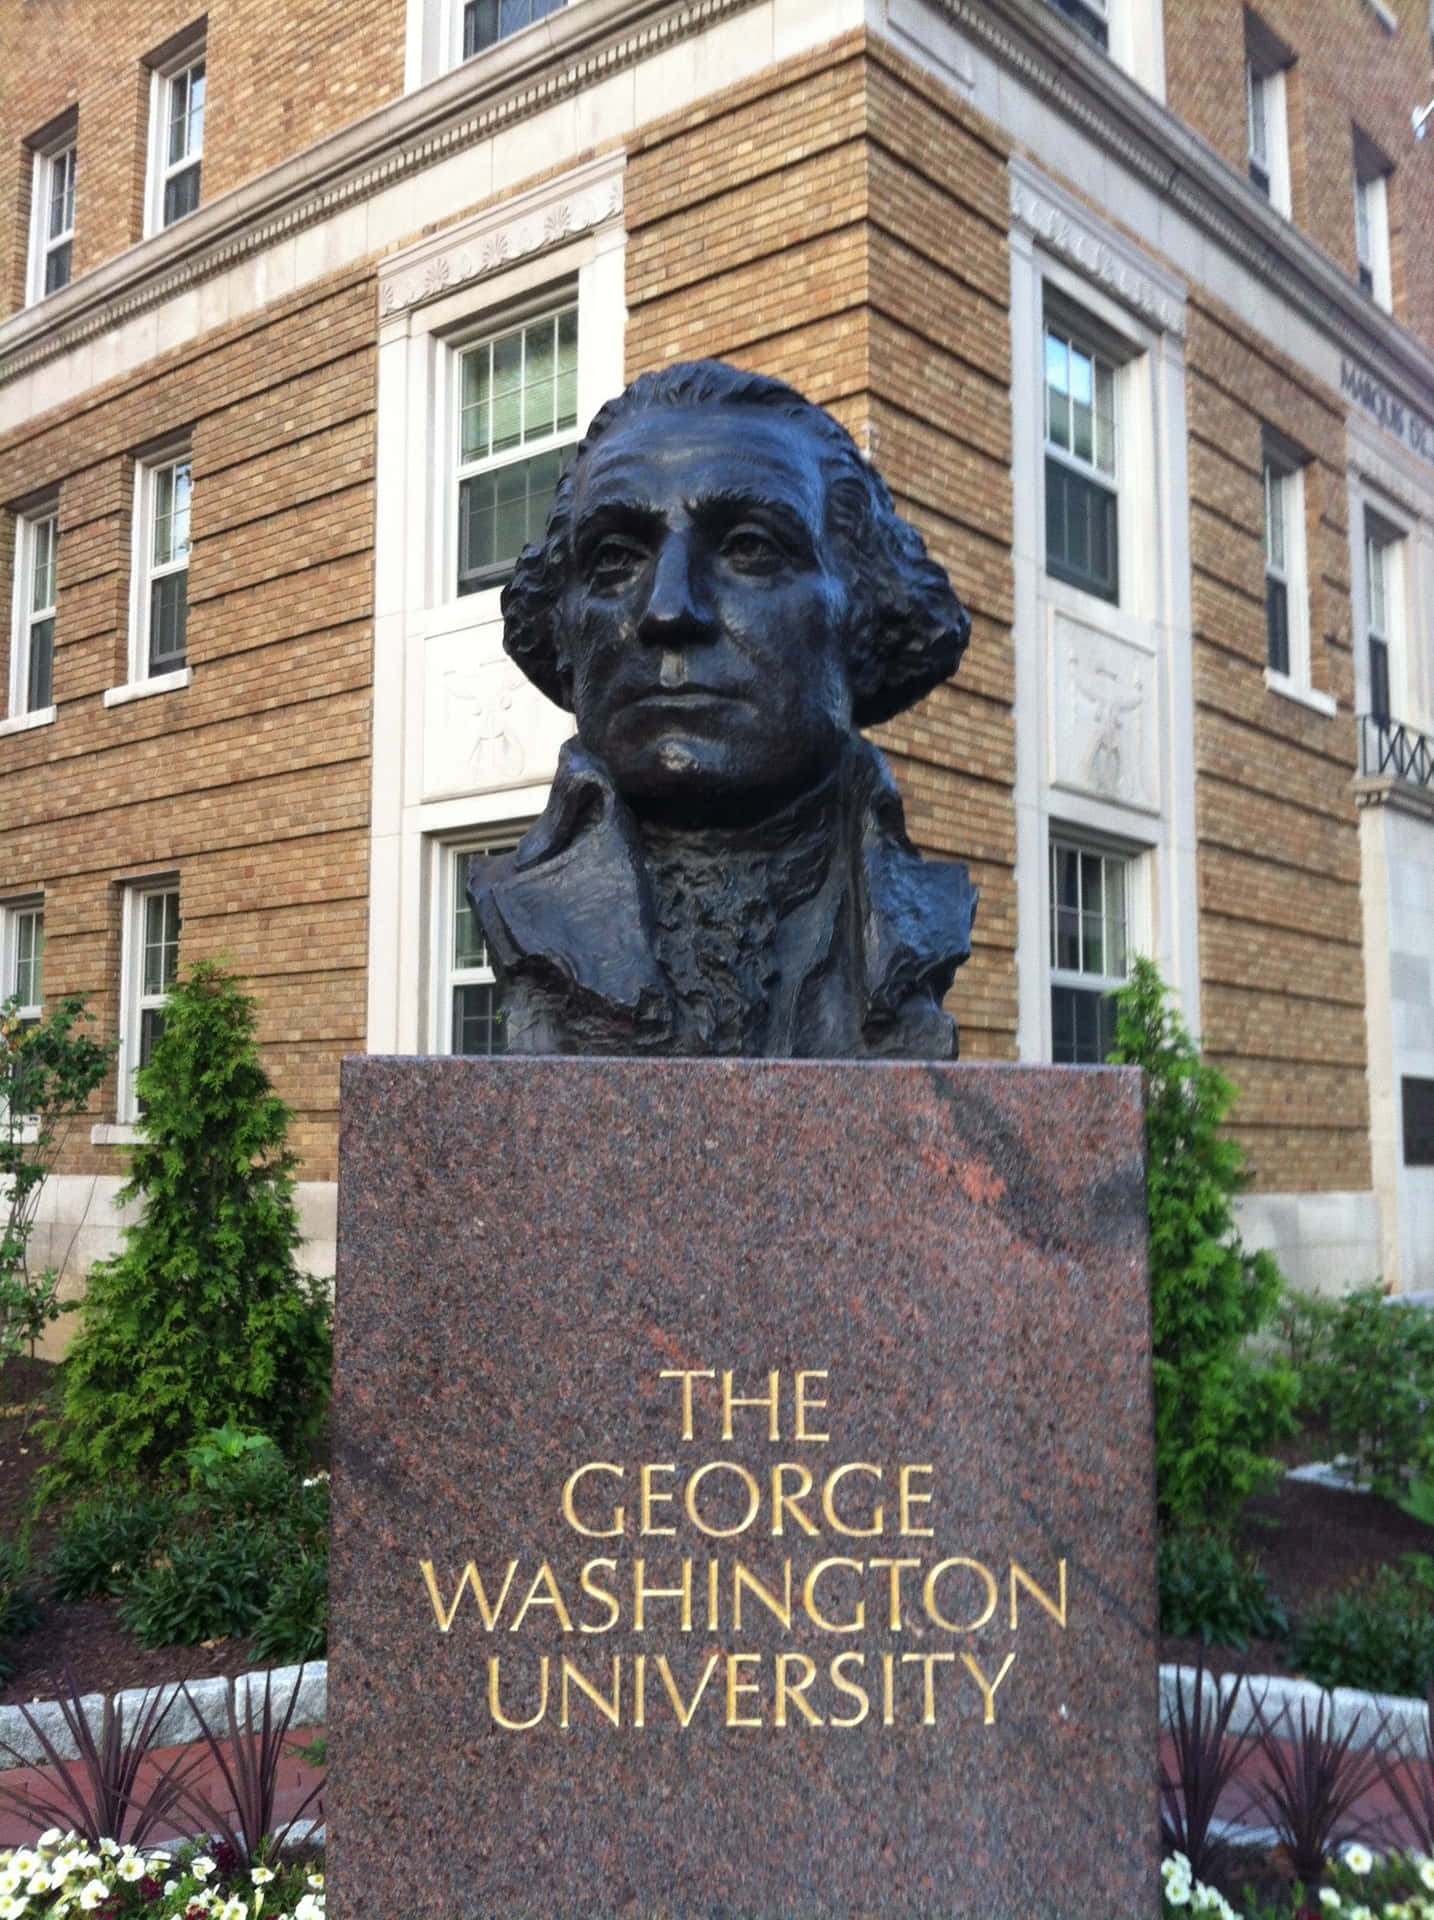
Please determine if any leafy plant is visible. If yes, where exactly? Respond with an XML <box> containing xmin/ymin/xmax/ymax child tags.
<box><xmin>1297</xmin><ymin>1286</ymin><xmax>1434</xmax><ymax>1497</ymax></box>
<box><xmin>176</xmin><ymin>1665</ymin><xmax>326</xmax><ymax>1865</ymax></box>
<box><xmin>0</xmin><ymin>994</ymin><xmax>113</xmax><ymax>1362</ymax></box>
<box><xmin>0</xmin><ymin>1534</ymin><xmax>42</xmax><ymax>1640</ymax></box>
<box><xmin>53</xmin><ymin>961</ymin><xmax>331</xmax><ymax>1485</ymax></box>
<box><xmin>118</xmin><ymin>1525</ymin><xmax>276</xmax><ymax>1647</ymax></box>
<box><xmin>185</xmin><ymin>1422</ymin><xmax>283</xmax><ymax>1493</ymax></box>
<box><xmin>1108</xmin><ymin>959</ymin><xmax>1299</xmax><ymax>1531</ymax></box>
<box><xmin>0</xmin><ymin>1829</ymin><xmax>328</xmax><ymax>1917</ymax></box>
<box><xmin>1293</xmin><ymin>1555</ymin><xmax>1434</xmax><ymax>1697</ymax></box>
<box><xmin>1248</xmin><ymin>1692</ymin><xmax>1388</xmax><ymax>1885</ymax></box>
<box><xmin>1159</xmin><ymin>1530</ymin><xmax>1289</xmax><ymax>1648</ymax></box>
<box><xmin>48</xmin><ymin>1493</ymin><xmax>172</xmax><ymax>1602</ymax></box>
<box><xmin>1160</xmin><ymin>1649</ymin><xmax>1263</xmax><ymax>1883</ymax></box>
<box><xmin>251</xmin><ymin>1548</ymin><xmax>328</xmax><ymax>1665</ymax></box>
<box><xmin>0</xmin><ymin>1661</ymin><xmax>204</xmax><ymax>1848</ymax></box>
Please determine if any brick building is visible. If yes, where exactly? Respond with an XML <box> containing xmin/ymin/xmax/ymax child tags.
<box><xmin>2</xmin><ymin>0</ymin><xmax>1432</xmax><ymax>1306</ymax></box>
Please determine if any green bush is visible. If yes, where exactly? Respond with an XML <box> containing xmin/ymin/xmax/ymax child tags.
<box><xmin>1293</xmin><ymin>1553</ymin><xmax>1434</xmax><ymax>1696</ymax></box>
<box><xmin>49</xmin><ymin>1493</ymin><xmax>171</xmax><ymax>1601</ymax></box>
<box><xmin>1157</xmin><ymin>1529</ymin><xmax>1289</xmax><ymax>1648</ymax></box>
<box><xmin>0</xmin><ymin>1537</ymin><xmax>42</xmax><ymax>1641</ymax></box>
<box><xmin>1295</xmin><ymin>1284</ymin><xmax>1434</xmax><ymax>1496</ymax></box>
<box><xmin>53</xmin><ymin>961</ymin><xmax>331</xmax><ymax>1485</ymax></box>
<box><xmin>251</xmin><ymin>1548</ymin><xmax>328</xmax><ymax>1665</ymax></box>
<box><xmin>1108</xmin><ymin>958</ymin><xmax>1299</xmax><ymax>1531</ymax></box>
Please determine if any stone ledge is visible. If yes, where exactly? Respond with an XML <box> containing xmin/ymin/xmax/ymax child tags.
<box><xmin>1160</xmin><ymin>1662</ymin><xmax>1431</xmax><ymax>1759</ymax></box>
<box><xmin>0</xmin><ymin>1662</ymin><xmax>327</xmax><ymax>1772</ymax></box>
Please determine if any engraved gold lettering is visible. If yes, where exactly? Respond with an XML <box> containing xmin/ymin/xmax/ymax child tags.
<box><xmin>725</xmin><ymin>1652</ymin><xmax>763</xmax><ymax>1727</ymax></box>
<box><xmin>821</xmin><ymin>1462</ymin><xmax>884</xmax><ymax>1537</ymax></box>
<box><xmin>770</xmin><ymin>1462</ymin><xmax>820</xmax><ymax>1537</ymax></box>
<box><xmin>420</xmin><ymin>1558</ymin><xmax>517</xmax><ymax>1633</ymax></box>
<box><xmin>685</xmin><ymin>1461</ymin><xmax>761</xmax><ymax>1537</ymax></box>
<box><xmin>707</xmin><ymin>1556</ymin><xmax>720</xmax><ymax>1630</ymax></box>
<box><xmin>633</xmin><ymin>1557</ymin><xmax>693</xmax><ymax>1631</ymax></box>
<box><xmin>659</xmin><ymin>1369</ymin><xmax>715</xmax><ymax>1441</ymax></box>
<box><xmin>509</xmin><ymin>1560</ymin><xmax>574</xmax><ymax>1633</ymax></box>
<box><xmin>923</xmin><ymin>1557</ymin><xmax>998</xmax><ymax>1633</ymax></box>
<box><xmin>721</xmin><ymin>1369</ymin><xmax>781</xmax><ymax>1442</ymax></box>
<box><xmin>488</xmin><ymin>1655</ymin><xmax>549</xmax><ymax>1729</ymax></box>
<box><xmin>774</xmin><ymin>1653</ymin><xmax>823</xmax><ymax>1727</ymax></box>
<box><xmin>869</xmin><ymin>1557</ymin><xmax>922</xmax><ymax>1630</ymax></box>
<box><xmin>560</xmin><ymin>1656</ymin><xmax>622</xmax><ymax>1729</ymax></box>
<box><xmin>829</xmin><ymin>1651</ymin><xmax>870</xmax><ymax>1727</ymax></box>
<box><xmin>793</xmin><ymin>1370</ymin><xmax>829</xmax><ymax>1442</ymax></box>
<box><xmin>640</xmin><ymin>1462</ymin><xmax>678</xmax><ymax>1536</ymax></box>
<box><xmin>881</xmin><ymin>1650</ymin><xmax>895</xmax><ymax>1726</ymax></box>
<box><xmin>802</xmin><ymin>1557</ymin><xmax>865</xmax><ymax>1632</ymax></box>
<box><xmin>562</xmin><ymin>1462</ymin><xmax>625</xmax><ymax>1538</ymax></box>
<box><xmin>898</xmin><ymin>1464</ymin><xmax>934</xmax><ymax>1536</ymax></box>
<box><xmin>1009</xmin><ymin>1559</ymin><xmax>1068</xmax><ymax>1630</ymax></box>
<box><xmin>657</xmin><ymin>1652</ymin><xmax>720</xmax><ymax>1727</ymax></box>
<box><xmin>634</xmin><ymin>1652</ymin><xmax>647</xmax><ymax>1728</ymax></box>
<box><xmin>578</xmin><ymin>1558</ymin><xmax>619</xmax><ymax>1633</ymax></box>
<box><xmin>962</xmin><ymin>1650</ymin><xmax>1017</xmax><ymax>1724</ymax></box>
<box><xmin>901</xmin><ymin>1651</ymin><xmax>957</xmax><ymax>1726</ymax></box>
<box><xmin>731</xmin><ymin>1559</ymin><xmax>793</xmax><ymax>1630</ymax></box>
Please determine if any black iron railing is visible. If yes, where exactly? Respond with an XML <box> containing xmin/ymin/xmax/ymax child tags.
<box><xmin>1360</xmin><ymin>713</ymin><xmax>1434</xmax><ymax>789</ymax></box>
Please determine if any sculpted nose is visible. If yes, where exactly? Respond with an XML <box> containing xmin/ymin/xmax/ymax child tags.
<box><xmin>637</xmin><ymin>534</ymin><xmax>713</xmax><ymax>647</ymax></box>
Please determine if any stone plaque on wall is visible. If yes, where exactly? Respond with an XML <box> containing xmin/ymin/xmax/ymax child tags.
<box><xmin>329</xmin><ymin>1057</ymin><xmax>1158</xmax><ymax>1918</ymax></box>
<box><xmin>1048</xmin><ymin>610</ymin><xmax>1160</xmax><ymax>813</ymax></box>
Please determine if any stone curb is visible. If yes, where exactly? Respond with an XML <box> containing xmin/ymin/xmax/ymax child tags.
<box><xmin>0</xmin><ymin>1662</ymin><xmax>327</xmax><ymax>1772</ymax></box>
<box><xmin>1160</xmin><ymin>1662</ymin><xmax>1431</xmax><ymax>1759</ymax></box>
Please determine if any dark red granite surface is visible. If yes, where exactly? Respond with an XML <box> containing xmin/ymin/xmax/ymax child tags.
<box><xmin>329</xmin><ymin>1059</ymin><xmax>1158</xmax><ymax>1918</ymax></box>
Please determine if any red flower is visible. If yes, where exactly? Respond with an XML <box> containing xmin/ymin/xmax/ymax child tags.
<box><xmin>140</xmin><ymin>1876</ymin><xmax>164</xmax><ymax>1900</ymax></box>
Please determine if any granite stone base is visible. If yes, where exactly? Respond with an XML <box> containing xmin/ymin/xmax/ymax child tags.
<box><xmin>329</xmin><ymin>1058</ymin><xmax>1158</xmax><ymax>1918</ymax></box>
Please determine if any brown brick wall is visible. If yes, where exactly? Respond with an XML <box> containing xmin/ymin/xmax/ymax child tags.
<box><xmin>1184</xmin><ymin>291</ymin><xmax>1369</xmax><ymax>1193</ymax></box>
<box><xmin>1165</xmin><ymin>0</ymin><xmax>1434</xmax><ymax>352</ymax></box>
<box><xmin>624</xmin><ymin>33</ymin><xmax>1017</xmax><ymax>1059</ymax></box>
<box><xmin>0</xmin><ymin>269</ymin><xmax>376</xmax><ymax>1183</ymax></box>
<box><xmin>1</xmin><ymin>0</ymin><xmax>403</xmax><ymax>313</ymax></box>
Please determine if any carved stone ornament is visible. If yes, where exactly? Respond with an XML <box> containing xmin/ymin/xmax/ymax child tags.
<box><xmin>468</xmin><ymin>359</ymin><xmax>979</xmax><ymax>1059</ymax></box>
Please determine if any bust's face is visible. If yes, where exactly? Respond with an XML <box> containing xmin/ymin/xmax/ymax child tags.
<box><xmin>559</xmin><ymin>405</ymin><xmax>853</xmax><ymax>830</ymax></box>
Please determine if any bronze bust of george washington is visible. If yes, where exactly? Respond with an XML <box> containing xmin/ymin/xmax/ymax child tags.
<box><xmin>467</xmin><ymin>360</ymin><xmax>977</xmax><ymax>1059</ymax></box>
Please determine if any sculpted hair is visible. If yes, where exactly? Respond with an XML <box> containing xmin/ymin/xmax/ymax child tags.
<box><xmin>501</xmin><ymin>359</ymin><xmax>971</xmax><ymax>729</ymax></box>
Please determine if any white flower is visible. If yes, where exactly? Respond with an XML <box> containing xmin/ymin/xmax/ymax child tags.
<box><xmin>1347</xmin><ymin>1906</ymin><xmax>1374</xmax><ymax>1920</ymax></box>
<box><xmin>219</xmin><ymin>1897</ymin><xmax>250</xmax><ymax>1920</ymax></box>
<box><xmin>36</xmin><ymin>1833</ymin><xmax>61</xmax><ymax>1850</ymax></box>
<box><xmin>1346</xmin><ymin>1844</ymin><xmax>1375</xmax><ymax>1876</ymax></box>
<box><xmin>116</xmin><ymin>1853</ymin><xmax>146</xmax><ymax>1883</ymax></box>
<box><xmin>292</xmin><ymin>1897</ymin><xmax>324</xmax><ymax>1920</ymax></box>
<box><xmin>1421</xmin><ymin>1861</ymin><xmax>1434</xmax><ymax>1895</ymax></box>
<box><xmin>192</xmin><ymin>1854</ymin><xmax>218</xmax><ymax>1880</ymax></box>
<box><xmin>1321</xmin><ymin>1894</ymin><xmax>1342</xmax><ymax>1912</ymax></box>
<box><xmin>0</xmin><ymin>1894</ymin><xmax>30</xmax><ymax>1918</ymax></box>
<box><xmin>0</xmin><ymin>1872</ymin><xmax>20</xmax><ymax>1898</ymax></box>
<box><xmin>252</xmin><ymin>1866</ymin><xmax>275</xmax><ymax>1884</ymax></box>
<box><xmin>97</xmin><ymin>1840</ymin><xmax>118</xmax><ymax>1860</ymax></box>
<box><xmin>76</xmin><ymin>1882</ymin><xmax>109</xmax><ymax>1912</ymax></box>
<box><xmin>24</xmin><ymin>1874</ymin><xmax>50</xmax><ymax>1897</ymax></box>
<box><xmin>306</xmin><ymin>1873</ymin><xmax>324</xmax><ymax>1890</ymax></box>
<box><xmin>9</xmin><ymin>1853</ymin><xmax>36</xmax><ymax>1880</ymax></box>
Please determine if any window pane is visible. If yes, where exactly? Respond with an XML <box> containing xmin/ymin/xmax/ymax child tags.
<box><xmin>189</xmin><ymin>63</ymin><xmax>205</xmax><ymax>152</ymax></box>
<box><xmin>454</xmin><ymin>983</ymin><xmax>506</xmax><ymax>1055</ymax></box>
<box><xmin>48</xmin><ymin>149</ymin><xmax>75</xmax><ymax>239</ymax></box>
<box><xmin>1247</xmin><ymin>69</ymin><xmax>1267</xmax><ymax>162</ymax></box>
<box><xmin>453</xmin><ymin>896</ymin><xmax>487</xmax><ymax>971</ymax></box>
<box><xmin>1094</xmin><ymin>361</ymin><xmax>1116</xmax><ymax>475</ymax></box>
<box><xmin>524</xmin><ymin>318</ymin><xmax>556</xmax><ymax>442</ymax></box>
<box><xmin>31</xmin><ymin>519</ymin><xmax>56</xmax><ymax>614</ymax></box>
<box><xmin>142</xmin><ymin>893</ymin><xmax>179</xmax><ymax>996</ymax></box>
<box><xmin>1044</xmin><ymin>333</ymin><xmax>1070</xmax><ymax>451</ymax></box>
<box><xmin>171</xmin><ymin>461</ymin><xmax>192</xmax><ymax>554</ymax></box>
<box><xmin>1369</xmin><ymin>635</ymin><xmax>1391</xmax><ymax>726</ymax></box>
<box><xmin>168</xmin><ymin>71</ymin><xmax>190</xmax><ymax>166</ymax></box>
<box><xmin>1045</xmin><ymin>458</ymin><xmax>1118</xmax><ymax>602</ymax></box>
<box><xmin>1366</xmin><ymin>538</ymin><xmax>1386</xmax><ymax>634</ymax></box>
<box><xmin>460</xmin><ymin>346</ymin><xmax>491</xmax><ymax>463</ymax></box>
<box><xmin>27</xmin><ymin>618</ymin><xmax>54</xmax><ymax>711</ymax></box>
<box><xmin>1264</xmin><ymin>469</ymin><xmax>1285</xmax><ymax>571</ymax></box>
<box><xmin>149</xmin><ymin>572</ymin><xmax>188</xmax><ymax>673</ymax></box>
<box><xmin>14</xmin><ymin>913</ymin><xmax>42</xmax><ymax>1010</ymax></box>
<box><xmin>1265</xmin><ymin>576</ymin><xmax>1289</xmax><ymax>675</ymax></box>
<box><xmin>464</xmin><ymin>0</ymin><xmax>499</xmax><ymax>52</ymax></box>
<box><xmin>43</xmin><ymin>241</ymin><xmax>71</xmax><ymax>294</ymax></box>
<box><xmin>491</xmin><ymin>333</ymin><xmax>524</xmax><ymax>453</ymax></box>
<box><xmin>138</xmin><ymin>1006</ymin><xmax>165</xmax><ymax>1075</ymax></box>
<box><xmin>556</xmin><ymin>307</ymin><xmax>578</xmax><ymax>429</ymax></box>
<box><xmin>163</xmin><ymin>161</ymin><xmax>201</xmax><ymax>226</ymax></box>
<box><xmin>458</xmin><ymin>444</ymin><xmax>571</xmax><ymax>593</ymax></box>
<box><xmin>1070</xmin><ymin>346</ymin><xmax>1094</xmax><ymax>463</ymax></box>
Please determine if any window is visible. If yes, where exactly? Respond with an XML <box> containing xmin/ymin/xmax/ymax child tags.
<box><xmin>1245</xmin><ymin>14</ymin><xmax>1293</xmax><ymax>215</ymax></box>
<box><xmin>119</xmin><ymin>886</ymin><xmax>179</xmax><ymax>1121</ymax></box>
<box><xmin>1364</xmin><ymin>516</ymin><xmax>1403</xmax><ymax>728</ymax></box>
<box><xmin>456</xmin><ymin>305</ymin><xmax>578</xmax><ymax>597</ymax></box>
<box><xmin>1043</xmin><ymin>320</ymin><xmax>1118</xmax><ymax>603</ymax></box>
<box><xmin>436</xmin><ymin>845</ymin><xmax>509</xmax><ymax>1055</ymax></box>
<box><xmin>133</xmin><ymin>453</ymin><xmax>192</xmax><ymax>681</ymax></box>
<box><xmin>1261</xmin><ymin>442</ymin><xmax>1320</xmax><ymax>703</ymax></box>
<box><xmin>1046</xmin><ymin>0</ymin><xmax>1108</xmax><ymax>49</ymax></box>
<box><xmin>1353</xmin><ymin>129</ymin><xmax>1393</xmax><ymax>311</ymax></box>
<box><xmin>1</xmin><ymin>905</ymin><xmax>44</xmax><ymax>1027</ymax></box>
<box><xmin>28</xmin><ymin>137</ymin><xmax>75</xmax><ymax>302</ymax></box>
<box><xmin>462</xmin><ymin>0</ymin><xmax>564</xmax><ymax>59</ymax></box>
<box><xmin>1049</xmin><ymin>840</ymin><xmax>1130</xmax><ymax>1064</ymax></box>
<box><xmin>146</xmin><ymin>42</ymin><xmax>205</xmax><ymax>234</ymax></box>
<box><xmin>10</xmin><ymin>508</ymin><xmax>58</xmax><ymax>719</ymax></box>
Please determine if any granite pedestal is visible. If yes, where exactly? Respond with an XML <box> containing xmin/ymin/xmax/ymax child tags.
<box><xmin>329</xmin><ymin>1058</ymin><xmax>1158</xmax><ymax>1918</ymax></box>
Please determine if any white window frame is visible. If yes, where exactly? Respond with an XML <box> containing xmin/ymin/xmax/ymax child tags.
<box><xmin>144</xmin><ymin>37</ymin><xmax>205</xmax><ymax>238</ymax></box>
<box><xmin>1353</xmin><ymin>142</ymin><xmax>1393</xmax><ymax>312</ymax></box>
<box><xmin>1</xmin><ymin>902</ymin><xmax>45</xmax><ymax>1027</ymax></box>
<box><xmin>7</xmin><ymin>504</ymin><xmax>59</xmax><ymax>731</ymax></box>
<box><xmin>453</xmin><ymin>301</ymin><xmax>579</xmax><ymax>601</ymax></box>
<box><xmin>1245</xmin><ymin>41</ymin><xmax>1292</xmax><ymax>217</ymax></box>
<box><xmin>429</xmin><ymin>836</ymin><xmax>524</xmax><ymax>1054</ymax></box>
<box><xmin>1047</xmin><ymin>836</ymin><xmax>1141</xmax><ymax>1065</ymax></box>
<box><xmin>1363</xmin><ymin>511</ymin><xmax>1406</xmax><ymax>729</ymax></box>
<box><xmin>117</xmin><ymin>883</ymin><xmax>180</xmax><ymax>1124</ymax></box>
<box><xmin>26</xmin><ymin>133</ymin><xmax>76</xmax><ymax>306</ymax></box>
<box><xmin>405</xmin><ymin>0</ymin><xmax>566</xmax><ymax>87</ymax></box>
<box><xmin>1042</xmin><ymin>311</ymin><xmax>1122</xmax><ymax>606</ymax></box>
<box><xmin>111</xmin><ymin>449</ymin><xmax>194</xmax><ymax>706</ymax></box>
<box><xmin>1262</xmin><ymin>448</ymin><xmax>1330</xmax><ymax>713</ymax></box>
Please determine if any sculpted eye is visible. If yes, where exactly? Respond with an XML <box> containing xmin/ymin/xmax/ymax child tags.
<box><xmin>585</xmin><ymin>535</ymin><xmax>649</xmax><ymax>589</ymax></box>
<box><xmin>721</xmin><ymin>524</ymin><xmax>785</xmax><ymax>573</ymax></box>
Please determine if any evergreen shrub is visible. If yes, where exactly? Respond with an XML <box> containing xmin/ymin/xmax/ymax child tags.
<box><xmin>1108</xmin><ymin>958</ymin><xmax>1298</xmax><ymax>1532</ymax></box>
<box><xmin>54</xmin><ymin>962</ymin><xmax>331</xmax><ymax>1485</ymax></box>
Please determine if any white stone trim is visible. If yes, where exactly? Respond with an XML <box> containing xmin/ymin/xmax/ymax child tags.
<box><xmin>1008</xmin><ymin>156</ymin><xmax>1185</xmax><ymax>338</ymax></box>
<box><xmin>1263</xmin><ymin>667</ymin><xmax>1337</xmax><ymax>717</ymax></box>
<box><xmin>0</xmin><ymin>705</ymin><xmax>55</xmax><ymax>736</ymax></box>
<box><xmin>101</xmin><ymin>666</ymin><xmax>193</xmax><ymax>708</ymax></box>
